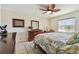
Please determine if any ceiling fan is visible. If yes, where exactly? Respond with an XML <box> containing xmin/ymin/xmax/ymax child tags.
<box><xmin>39</xmin><ymin>4</ymin><xmax>61</xmax><ymax>14</ymax></box>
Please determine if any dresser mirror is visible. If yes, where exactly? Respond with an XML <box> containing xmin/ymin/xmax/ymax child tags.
<box><xmin>31</xmin><ymin>20</ymin><xmax>39</xmax><ymax>29</ymax></box>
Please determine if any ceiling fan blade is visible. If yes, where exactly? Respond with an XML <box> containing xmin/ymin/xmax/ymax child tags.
<box><xmin>40</xmin><ymin>8</ymin><xmax>47</xmax><ymax>11</ymax></box>
<box><xmin>53</xmin><ymin>9</ymin><xmax>61</xmax><ymax>12</ymax></box>
<box><xmin>42</xmin><ymin>11</ymin><xmax>47</xmax><ymax>14</ymax></box>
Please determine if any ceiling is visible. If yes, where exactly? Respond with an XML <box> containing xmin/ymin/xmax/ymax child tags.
<box><xmin>1</xmin><ymin>4</ymin><xmax>79</xmax><ymax>18</ymax></box>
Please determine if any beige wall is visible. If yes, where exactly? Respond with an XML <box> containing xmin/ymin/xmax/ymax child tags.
<box><xmin>49</xmin><ymin>11</ymin><xmax>79</xmax><ymax>32</ymax></box>
<box><xmin>1</xmin><ymin>7</ymin><xmax>49</xmax><ymax>42</ymax></box>
<box><xmin>0</xmin><ymin>5</ymin><xmax>1</xmax><ymax>25</ymax></box>
<box><xmin>1</xmin><ymin>8</ymin><xmax>49</xmax><ymax>32</ymax></box>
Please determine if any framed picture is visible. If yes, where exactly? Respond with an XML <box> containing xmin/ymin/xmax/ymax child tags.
<box><xmin>12</xmin><ymin>18</ymin><xmax>24</xmax><ymax>27</ymax></box>
<box><xmin>31</xmin><ymin>20</ymin><xmax>39</xmax><ymax>29</ymax></box>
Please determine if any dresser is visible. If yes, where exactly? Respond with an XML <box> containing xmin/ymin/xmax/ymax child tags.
<box><xmin>0</xmin><ymin>33</ymin><xmax>16</xmax><ymax>54</ymax></box>
<box><xmin>28</xmin><ymin>29</ymin><xmax>43</xmax><ymax>41</ymax></box>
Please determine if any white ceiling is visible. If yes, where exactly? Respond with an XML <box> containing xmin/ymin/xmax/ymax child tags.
<box><xmin>1</xmin><ymin>4</ymin><xmax>79</xmax><ymax>18</ymax></box>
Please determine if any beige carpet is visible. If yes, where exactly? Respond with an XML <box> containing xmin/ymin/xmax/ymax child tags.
<box><xmin>24</xmin><ymin>41</ymin><xmax>43</xmax><ymax>54</ymax></box>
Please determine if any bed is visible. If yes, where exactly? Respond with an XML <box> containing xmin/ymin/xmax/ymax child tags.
<box><xmin>34</xmin><ymin>32</ymin><xmax>79</xmax><ymax>54</ymax></box>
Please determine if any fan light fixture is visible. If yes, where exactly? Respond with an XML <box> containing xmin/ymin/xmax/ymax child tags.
<box><xmin>39</xmin><ymin>4</ymin><xmax>60</xmax><ymax>14</ymax></box>
<box><xmin>47</xmin><ymin>11</ymin><xmax>51</xmax><ymax>14</ymax></box>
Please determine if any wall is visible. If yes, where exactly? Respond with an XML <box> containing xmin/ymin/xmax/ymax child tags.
<box><xmin>1</xmin><ymin>7</ymin><xmax>49</xmax><ymax>42</ymax></box>
<box><xmin>1</xmin><ymin>8</ymin><xmax>49</xmax><ymax>33</ymax></box>
<box><xmin>49</xmin><ymin>11</ymin><xmax>79</xmax><ymax>32</ymax></box>
<box><xmin>0</xmin><ymin>5</ymin><xmax>1</xmax><ymax>25</ymax></box>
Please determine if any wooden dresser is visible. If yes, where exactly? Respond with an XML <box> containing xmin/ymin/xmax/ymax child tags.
<box><xmin>28</xmin><ymin>29</ymin><xmax>43</xmax><ymax>41</ymax></box>
<box><xmin>0</xmin><ymin>33</ymin><xmax>16</xmax><ymax>54</ymax></box>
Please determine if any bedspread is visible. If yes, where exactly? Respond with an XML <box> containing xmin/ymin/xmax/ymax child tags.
<box><xmin>34</xmin><ymin>32</ymin><xmax>77</xmax><ymax>54</ymax></box>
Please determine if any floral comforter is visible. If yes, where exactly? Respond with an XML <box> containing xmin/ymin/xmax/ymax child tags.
<box><xmin>34</xmin><ymin>32</ymin><xmax>79</xmax><ymax>54</ymax></box>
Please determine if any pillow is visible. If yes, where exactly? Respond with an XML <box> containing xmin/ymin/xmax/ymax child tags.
<box><xmin>67</xmin><ymin>33</ymin><xmax>79</xmax><ymax>45</ymax></box>
<box><xmin>64</xmin><ymin>45</ymin><xmax>78</xmax><ymax>54</ymax></box>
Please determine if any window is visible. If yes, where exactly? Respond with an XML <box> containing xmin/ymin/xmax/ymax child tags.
<box><xmin>58</xmin><ymin>17</ymin><xmax>76</xmax><ymax>32</ymax></box>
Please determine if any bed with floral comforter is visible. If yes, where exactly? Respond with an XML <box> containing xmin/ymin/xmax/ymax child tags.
<box><xmin>34</xmin><ymin>32</ymin><xmax>79</xmax><ymax>54</ymax></box>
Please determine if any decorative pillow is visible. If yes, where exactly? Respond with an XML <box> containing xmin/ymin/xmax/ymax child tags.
<box><xmin>67</xmin><ymin>33</ymin><xmax>79</xmax><ymax>45</ymax></box>
<box><xmin>64</xmin><ymin>45</ymin><xmax>78</xmax><ymax>54</ymax></box>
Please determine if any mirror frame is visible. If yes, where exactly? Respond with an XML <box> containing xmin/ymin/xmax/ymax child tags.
<box><xmin>31</xmin><ymin>20</ymin><xmax>39</xmax><ymax>29</ymax></box>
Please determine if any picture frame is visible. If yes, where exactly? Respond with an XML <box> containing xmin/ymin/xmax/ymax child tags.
<box><xmin>31</xmin><ymin>20</ymin><xmax>39</xmax><ymax>29</ymax></box>
<box><xmin>12</xmin><ymin>18</ymin><xmax>24</xmax><ymax>27</ymax></box>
